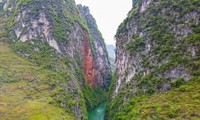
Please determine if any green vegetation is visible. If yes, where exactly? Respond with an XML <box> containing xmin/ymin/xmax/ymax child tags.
<box><xmin>16</xmin><ymin>0</ymin><xmax>32</xmax><ymax>7</ymax></box>
<box><xmin>0</xmin><ymin>1</ymin><xmax>89</xmax><ymax>116</ymax></box>
<box><xmin>125</xmin><ymin>34</ymin><xmax>145</xmax><ymax>53</ymax></box>
<box><xmin>83</xmin><ymin>83</ymin><xmax>107</xmax><ymax>111</ymax></box>
<box><xmin>11</xmin><ymin>40</ymin><xmax>62</xmax><ymax>69</ymax></box>
<box><xmin>9</xmin><ymin>39</ymin><xmax>90</xmax><ymax>118</ymax></box>
<box><xmin>106</xmin><ymin>78</ymin><xmax>200</xmax><ymax>120</ymax></box>
<box><xmin>0</xmin><ymin>43</ymin><xmax>73</xmax><ymax>119</ymax></box>
<box><xmin>45</xmin><ymin>0</ymin><xmax>97</xmax><ymax>55</ymax></box>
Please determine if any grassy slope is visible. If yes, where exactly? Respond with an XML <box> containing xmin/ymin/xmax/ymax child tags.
<box><xmin>0</xmin><ymin>42</ymin><xmax>73</xmax><ymax>120</ymax></box>
<box><xmin>107</xmin><ymin>78</ymin><xmax>200</xmax><ymax>120</ymax></box>
<box><xmin>129</xmin><ymin>79</ymin><xmax>200</xmax><ymax>120</ymax></box>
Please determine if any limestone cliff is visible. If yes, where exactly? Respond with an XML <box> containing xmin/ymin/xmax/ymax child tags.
<box><xmin>0</xmin><ymin>0</ymin><xmax>111</xmax><ymax>119</ymax></box>
<box><xmin>77</xmin><ymin>5</ymin><xmax>111</xmax><ymax>89</ymax></box>
<box><xmin>107</xmin><ymin>0</ymin><xmax>200</xmax><ymax>119</ymax></box>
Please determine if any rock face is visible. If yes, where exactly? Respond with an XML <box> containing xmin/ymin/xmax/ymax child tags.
<box><xmin>78</xmin><ymin>5</ymin><xmax>111</xmax><ymax>89</ymax></box>
<box><xmin>0</xmin><ymin>0</ymin><xmax>111</xmax><ymax>119</ymax></box>
<box><xmin>114</xmin><ymin>0</ymin><xmax>199</xmax><ymax>97</ymax></box>
<box><xmin>107</xmin><ymin>0</ymin><xmax>200</xmax><ymax>119</ymax></box>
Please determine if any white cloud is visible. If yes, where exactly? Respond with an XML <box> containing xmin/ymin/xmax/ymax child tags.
<box><xmin>75</xmin><ymin>0</ymin><xmax>132</xmax><ymax>45</ymax></box>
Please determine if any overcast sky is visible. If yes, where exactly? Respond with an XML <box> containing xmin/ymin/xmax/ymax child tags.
<box><xmin>75</xmin><ymin>0</ymin><xmax>132</xmax><ymax>45</ymax></box>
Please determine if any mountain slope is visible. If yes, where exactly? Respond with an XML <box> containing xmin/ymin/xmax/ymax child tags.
<box><xmin>106</xmin><ymin>0</ymin><xmax>200</xmax><ymax>119</ymax></box>
<box><xmin>0</xmin><ymin>0</ymin><xmax>111</xmax><ymax>119</ymax></box>
<box><xmin>0</xmin><ymin>42</ymin><xmax>74</xmax><ymax>120</ymax></box>
<box><xmin>107</xmin><ymin>78</ymin><xmax>200</xmax><ymax>119</ymax></box>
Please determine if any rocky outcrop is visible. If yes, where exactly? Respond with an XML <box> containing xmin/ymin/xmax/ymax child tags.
<box><xmin>132</xmin><ymin>0</ymin><xmax>152</xmax><ymax>10</ymax></box>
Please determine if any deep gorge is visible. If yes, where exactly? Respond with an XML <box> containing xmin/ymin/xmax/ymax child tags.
<box><xmin>0</xmin><ymin>0</ymin><xmax>200</xmax><ymax>120</ymax></box>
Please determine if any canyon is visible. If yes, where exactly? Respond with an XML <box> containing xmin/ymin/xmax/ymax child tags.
<box><xmin>0</xmin><ymin>0</ymin><xmax>200</xmax><ymax>120</ymax></box>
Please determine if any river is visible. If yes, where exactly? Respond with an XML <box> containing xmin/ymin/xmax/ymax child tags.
<box><xmin>88</xmin><ymin>102</ymin><xmax>107</xmax><ymax>120</ymax></box>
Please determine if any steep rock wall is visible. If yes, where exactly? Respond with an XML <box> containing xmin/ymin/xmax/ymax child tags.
<box><xmin>114</xmin><ymin>0</ymin><xmax>200</xmax><ymax>97</ymax></box>
<box><xmin>78</xmin><ymin>5</ymin><xmax>111</xmax><ymax>90</ymax></box>
<box><xmin>83</xmin><ymin>30</ymin><xmax>96</xmax><ymax>87</ymax></box>
<box><xmin>107</xmin><ymin>0</ymin><xmax>200</xmax><ymax>119</ymax></box>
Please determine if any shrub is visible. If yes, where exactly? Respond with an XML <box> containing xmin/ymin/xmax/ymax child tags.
<box><xmin>171</xmin><ymin>78</ymin><xmax>184</xmax><ymax>88</ymax></box>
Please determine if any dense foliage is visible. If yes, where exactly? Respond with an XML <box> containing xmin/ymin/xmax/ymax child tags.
<box><xmin>0</xmin><ymin>42</ymin><xmax>74</xmax><ymax>119</ymax></box>
<box><xmin>106</xmin><ymin>78</ymin><xmax>200</xmax><ymax>119</ymax></box>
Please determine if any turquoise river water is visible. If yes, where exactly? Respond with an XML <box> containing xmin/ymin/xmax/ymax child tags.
<box><xmin>88</xmin><ymin>102</ymin><xmax>107</xmax><ymax>120</ymax></box>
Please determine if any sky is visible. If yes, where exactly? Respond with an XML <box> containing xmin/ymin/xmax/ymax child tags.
<box><xmin>75</xmin><ymin>0</ymin><xmax>132</xmax><ymax>45</ymax></box>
